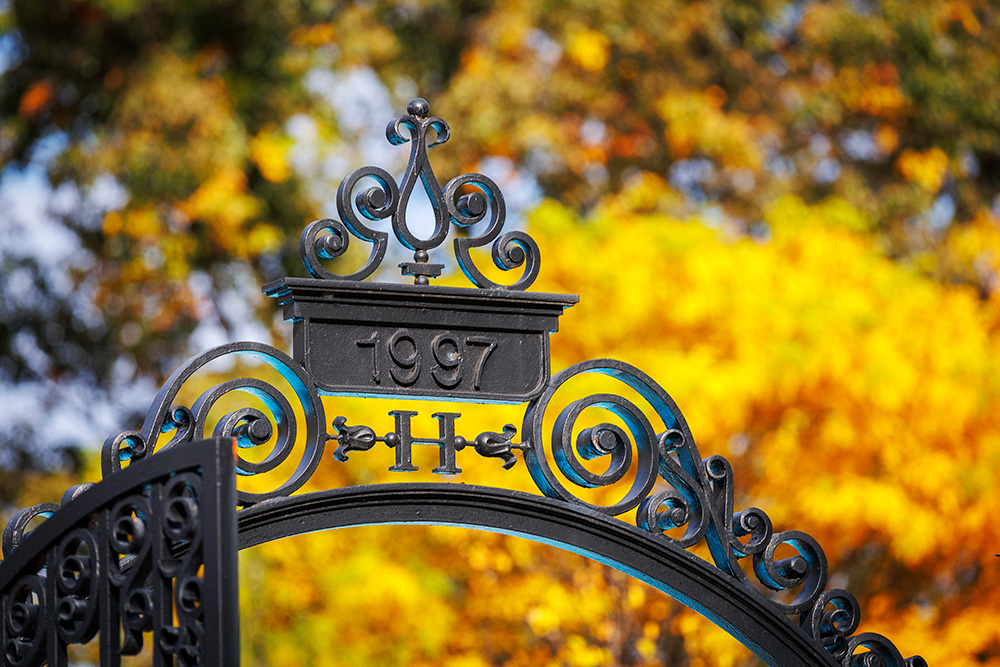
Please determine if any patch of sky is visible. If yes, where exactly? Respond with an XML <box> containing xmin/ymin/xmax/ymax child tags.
<box><xmin>0</xmin><ymin>130</ymin><xmax>145</xmax><ymax>453</ymax></box>
<box><xmin>808</xmin><ymin>133</ymin><xmax>831</xmax><ymax>157</ymax></box>
<box><xmin>584</xmin><ymin>163</ymin><xmax>609</xmax><ymax>187</ymax></box>
<box><xmin>525</xmin><ymin>29</ymin><xmax>562</xmax><ymax>69</ymax></box>
<box><xmin>186</xmin><ymin>264</ymin><xmax>271</xmax><ymax>363</ymax></box>
<box><xmin>478</xmin><ymin>156</ymin><xmax>542</xmax><ymax>224</ymax></box>
<box><xmin>392</xmin><ymin>75</ymin><xmax>420</xmax><ymax>106</ymax></box>
<box><xmin>285</xmin><ymin>112</ymin><xmax>323</xmax><ymax>177</ymax></box>
<box><xmin>779</xmin><ymin>85</ymin><xmax>804</xmax><ymax>111</ymax></box>
<box><xmin>813</xmin><ymin>157</ymin><xmax>841</xmax><ymax>184</ymax></box>
<box><xmin>731</xmin><ymin>168</ymin><xmax>755</xmax><ymax>194</ymax></box>
<box><xmin>26</xmin><ymin>131</ymin><xmax>70</xmax><ymax>165</ymax></box>
<box><xmin>840</xmin><ymin>129</ymin><xmax>880</xmax><ymax>162</ymax></box>
<box><xmin>87</xmin><ymin>172</ymin><xmax>129</xmax><ymax>212</ymax></box>
<box><xmin>765</xmin><ymin>152</ymin><xmax>797</xmax><ymax>180</ymax></box>
<box><xmin>669</xmin><ymin>158</ymin><xmax>713</xmax><ymax>204</ymax></box>
<box><xmin>959</xmin><ymin>151</ymin><xmax>979</xmax><ymax>178</ymax></box>
<box><xmin>698</xmin><ymin>204</ymin><xmax>728</xmax><ymax>230</ymax></box>
<box><xmin>298</xmin><ymin>66</ymin><xmax>407</xmax><ymax>220</ymax></box>
<box><xmin>0</xmin><ymin>373</ymin><xmax>157</xmax><ymax>457</ymax></box>
<box><xmin>0</xmin><ymin>170</ymin><xmax>82</xmax><ymax>291</ymax></box>
<box><xmin>767</xmin><ymin>54</ymin><xmax>789</xmax><ymax>77</ymax></box>
<box><xmin>849</xmin><ymin>0</ymin><xmax>878</xmax><ymax>15</ymax></box>
<box><xmin>0</xmin><ymin>28</ymin><xmax>26</xmax><ymax>77</ymax></box>
<box><xmin>0</xmin><ymin>328</ymin><xmax>156</xmax><ymax>456</ymax></box>
<box><xmin>580</xmin><ymin>118</ymin><xmax>606</xmax><ymax>146</ymax></box>
<box><xmin>765</xmin><ymin>2</ymin><xmax>805</xmax><ymax>43</ymax></box>
<box><xmin>304</xmin><ymin>66</ymin><xmax>399</xmax><ymax>166</ymax></box>
<box><xmin>727</xmin><ymin>432</ymin><xmax>749</xmax><ymax>456</ymax></box>
<box><xmin>925</xmin><ymin>193</ymin><xmax>955</xmax><ymax>233</ymax></box>
<box><xmin>749</xmin><ymin>221</ymin><xmax>772</xmax><ymax>242</ymax></box>
<box><xmin>526</xmin><ymin>147</ymin><xmax>564</xmax><ymax>176</ymax></box>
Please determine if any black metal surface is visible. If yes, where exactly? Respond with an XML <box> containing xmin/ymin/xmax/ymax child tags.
<box><xmin>299</xmin><ymin>98</ymin><xmax>540</xmax><ymax>290</ymax></box>
<box><xmin>263</xmin><ymin>278</ymin><xmax>577</xmax><ymax>402</ymax></box>
<box><xmin>0</xmin><ymin>439</ymin><xmax>238</xmax><ymax>666</ymax></box>
<box><xmin>0</xmin><ymin>98</ymin><xmax>929</xmax><ymax>667</ymax></box>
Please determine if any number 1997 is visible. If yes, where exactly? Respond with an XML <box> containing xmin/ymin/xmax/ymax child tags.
<box><xmin>355</xmin><ymin>331</ymin><xmax>498</xmax><ymax>391</ymax></box>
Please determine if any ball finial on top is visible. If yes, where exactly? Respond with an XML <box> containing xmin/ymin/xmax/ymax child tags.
<box><xmin>407</xmin><ymin>97</ymin><xmax>430</xmax><ymax>119</ymax></box>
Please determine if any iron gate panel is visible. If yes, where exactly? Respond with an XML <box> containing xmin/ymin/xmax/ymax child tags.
<box><xmin>0</xmin><ymin>439</ymin><xmax>238</xmax><ymax>667</ymax></box>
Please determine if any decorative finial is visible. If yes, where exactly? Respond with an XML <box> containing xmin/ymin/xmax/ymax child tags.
<box><xmin>299</xmin><ymin>98</ymin><xmax>540</xmax><ymax>290</ymax></box>
<box><xmin>406</xmin><ymin>97</ymin><xmax>430</xmax><ymax>119</ymax></box>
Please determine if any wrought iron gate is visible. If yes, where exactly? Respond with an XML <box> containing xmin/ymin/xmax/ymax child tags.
<box><xmin>1</xmin><ymin>99</ymin><xmax>927</xmax><ymax>667</ymax></box>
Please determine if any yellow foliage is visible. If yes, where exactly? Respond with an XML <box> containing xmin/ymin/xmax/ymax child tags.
<box><xmin>227</xmin><ymin>188</ymin><xmax>1000</xmax><ymax>665</ymax></box>
<box><xmin>101</xmin><ymin>210</ymin><xmax>123</xmax><ymax>236</ymax></box>
<box><xmin>250</xmin><ymin>127</ymin><xmax>292</xmax><ymax>183</ymax></box>
<box><xmin>896</xmin><ymin>147</ymin><xmax>950</xmax><ymax>192</ymax></box>
<box><xmin>119</xmin><ymin>206</ymin><xmax>161</xmax><ymax>240</ymax></box>
<box><xmin>104</xmin><ymin>50</ymin><xmax>246</xmax><ymax>190</ymax></box>
<box><xmin>656</xmin><ymin>89</ymin><xmax>764</xmax><ymax>170</ymax></box>
<box><xmin>938</xmin><ymin>0</ymin><xmax>982</xmax><ymax>35</ymax></box>
<box><xmin>562</xmin><ymin>634</ymin><xmax>610</xmax><ymax>667</ymax></box>
<box><xmin>177</xmin><ymin>168</ymin><xmax>262</xmax><ymax>254</ymax></box>
<box><xmin>765</xmin><ymin>193</ymin><xmax>873</xmax><ymax>236</ymax></box>
<box><xmin>875</xmin><ymin>124</ymin><xmax>900</xmax><ymax>155</ymax></box>
<box><xmin>672</xmin><ymin>610</ymin><xmax>750</xmax><ymax>667</ymax></box>
<box><xmin>10</xmin><ymin>1</ymin><xmax>1000</xmax><ymax>662</ymax></box>
<box><xmin>289</xmin><ymin>22</ymin><xmax>337</xmax><ymax>48</ymax></box>
<box><xmin>947</xmin><ymin>209</ymin><xmax>1000</xmax><ymax>286</ymax></box>
<box><xmin>566</xmin><ymin>29</ymin><xmax>610</xmax><ymax>72</ymax></box>
<box><xmin>836</xmin><ymin>63</ymin><xmax>910</xmax><ymax>118</ymax></box>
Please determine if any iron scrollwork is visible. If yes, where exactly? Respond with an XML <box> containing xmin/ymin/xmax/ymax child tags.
<box><xmin>0</xmin><ymin>439</ymin><xmax>238</xmax><ymax>666</ymax></box>
<box><xmin>102</xmin><ymin>341</ymin><xmax>325</xmax><ymax>506</ymax></box>
<box><xmin>519</xmin><ymin>358</ymin><xmax>926</xmax><ymax>667</ymax></box>
<box><xmin>300</xmin><ymin>98</ymin><xmax>540</xmax><ymax>289</ymax></box>
<box><xmin>0</xmin><ymin>353</ymin><xmax>929</xmax><ymax>667</ymax></box>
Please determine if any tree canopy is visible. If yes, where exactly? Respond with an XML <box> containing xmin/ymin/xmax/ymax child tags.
<box><xmin>1</xmin><ymin>0</ymin><xmax>998</xmax><ymax>665</ymax></box>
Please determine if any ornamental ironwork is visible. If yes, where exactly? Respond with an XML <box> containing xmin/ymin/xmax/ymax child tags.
<box><xmin>0</xmin><ymin>99</ymin><xmax>928</xmax><ymax>667</ymax></box>
<box><xmin>299</xmin><ymin>97</ymin><xmax>538</xmax><ymax>289</ymax></box>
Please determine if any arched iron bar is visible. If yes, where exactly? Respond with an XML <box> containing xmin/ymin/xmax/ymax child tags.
<box><xmin>237</xmin><ymin>483</ymin><xmax>839</xmax><ymax>667</ymax></box>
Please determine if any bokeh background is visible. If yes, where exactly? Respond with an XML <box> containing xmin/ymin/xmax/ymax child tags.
<box><xmin>2</xmin><ymin>0</ymin><xmax>999</xmax><ymax>665</ymax></box>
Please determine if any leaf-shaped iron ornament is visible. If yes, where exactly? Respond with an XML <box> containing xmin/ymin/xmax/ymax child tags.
<box><xmin>301</xmin><ymin>98</ymin><xmax>540</xmax><ymax>290</ymax></box>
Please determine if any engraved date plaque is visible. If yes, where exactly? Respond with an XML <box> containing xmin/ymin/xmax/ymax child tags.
<box><xmin>265</xmin><ymin>278</ymin><xmax>577</xmax><ymax>403</ymax></box>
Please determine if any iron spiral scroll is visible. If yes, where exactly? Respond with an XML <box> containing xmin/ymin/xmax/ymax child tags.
<box><xmin>1</xmin><ymin>440</ymin><xmax>238</xmax><ymax>666</ymax></box>
<box><xmin>101</xmin><ymin>341</ymin><xmax>326</xmax><ymax>505</ymax></box>
<box><xmin>521</xmin><ymin>359</ymin><xmax>925</xmax><ymax>667</ymax></box>
<box><xmin>300</xmin><ymin>98</ymin><xmax>540</xmax><ymax>289</ymax></box>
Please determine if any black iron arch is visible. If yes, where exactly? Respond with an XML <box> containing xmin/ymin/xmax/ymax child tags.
<box><xmin>237</xmin><ymin>483</ymin><xmax>837</xmax><ymax>667</ymax></box>
<box><xmin>0</xmin><ymin>98</ymin><xmax>928</xmax><ymax>667</ymax></box>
